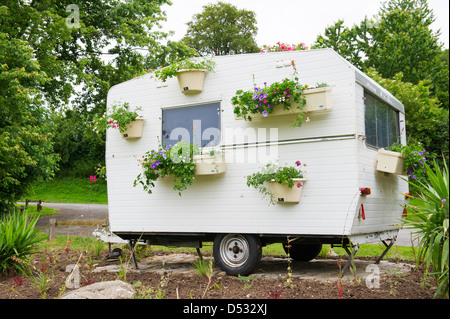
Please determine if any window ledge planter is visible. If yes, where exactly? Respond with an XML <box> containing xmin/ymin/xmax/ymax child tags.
<box><xmin>234</xmin><ymin>86</ymin><xmax>332</xmax><ymax>120</ymax></box>
<box><xmin>376</xmin><ymin>149</ymin><xmax>405</xmax><ymax>175</ymax></box>
<box><xmin>193</xmin><ymin>153</ymin><xmax>226</xmax><ymax>175</ymax></box>
<box><xmin>177</xmin><ymin>69</ymin><xmax>207</xmax><ymax>94</ymax></box>
<box><xmin>122</xmin><ymin>118</ymin><xmax>144</xmax><ymax>139</ymax></box>
<box><xmin>269</xmin><ymin>178</ymin><xmax>306</xmax><ymax>203</ymax></box>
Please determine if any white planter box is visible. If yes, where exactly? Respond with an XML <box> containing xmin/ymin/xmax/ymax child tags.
<box><xmin>376</xmin><ymin>149</ymin><xmax>405</xmax><ymax>175</ymax></box>
<box><xmin>269</xmin><ymin>178</ymin><xmax>305</xmax><ymax>203</ymax></box>
<box><xmin>193</xmin><ymin>153</ymin><xmax>226</xmax><ymax>175</ymax></box>
<box><xmin>122</xmin><ymin>118</ymin><xmax>144</xmax><ymax>139</ymax></box>
<box><xmin>234</xmin><ymin>86</ymin><xmax>332</xmax><ymax>120</ymax></box>
<box><xmin>177</xmin><ymin>69</ymin><xmax>207</xmax><ymax>94</ymax></box>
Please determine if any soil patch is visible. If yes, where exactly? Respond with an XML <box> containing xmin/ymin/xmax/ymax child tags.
<box><xmin>0</xmin><ymin>248</ymin><xmax>440</xmax><ymax>300</ymax></box>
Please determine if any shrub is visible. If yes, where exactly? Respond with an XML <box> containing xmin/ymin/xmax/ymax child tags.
<box><xmin>404</xmin><ymin>160</ymin><xmax>449</xmax><ymax>298</ymax></box>
<box><xmin>0</xmin><ymin>211</ymin><xmax>43</xmax><ymax>274</ymax></box>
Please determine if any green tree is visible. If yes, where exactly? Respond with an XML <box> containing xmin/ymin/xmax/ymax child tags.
<box><xmin>1</xmin><ymin>0</ymin><xmax>196</xmax><ymax>177</ymax></box>
<box><xmin>0</xmin><ymin>33</ymin><xmax>59</xmax><ymax>214</ymax></box>
<box><xmin>367</xmin><ymin>68</ymin><xmax>449</xmax><ymax>160</ymax></box>
<box><xmin>313</xmin><ymin>0</ymin><xmax>448</xmax><ymax>109</ymax></box>
<box><xmin>182</xmin><ymin>2</ymin><xmax>259</xmax><ymax>56</ymax></box>
<box><xmin>313</xmin><ymin>0</ymin><xmax>449</xmax><ymax>160</ymax></box>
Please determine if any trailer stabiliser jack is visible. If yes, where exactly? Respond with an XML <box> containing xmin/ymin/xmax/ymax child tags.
<box><xmin>339</xmin><ymin>244</ymin><xmax>359</xmax><ymax>277</ymax></box>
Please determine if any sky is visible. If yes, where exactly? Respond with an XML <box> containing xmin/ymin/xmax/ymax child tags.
<box><xmin>160</xmin><ymin>0</ymin><xmax>449</xmax><ymax>49</ymax></box>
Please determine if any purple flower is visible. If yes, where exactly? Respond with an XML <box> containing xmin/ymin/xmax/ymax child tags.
<box><xmin>253</xmin><ymin>93</ymin><xmax>259</xmax><ymax>100</ymax></box>
<box><xmin>442</xmin><ymin>199</ymin><xmax>447</xmax><ymax>205</ymax></box>
<box><xmin>155</xmin><ymin>160</ymin><xmax>161</xmax><ymax>166</ymax></box>
<box><xmin>262</xmin><ymin>110</ymin><xmax>268</xmax><ymax>117</ymax></box>
<box><xmin>151</xmin><ymin>162</ymin><xmax>156</xmax><ymax>169</ymax></box>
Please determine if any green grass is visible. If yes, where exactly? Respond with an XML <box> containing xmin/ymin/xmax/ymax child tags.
<box><xmin>25</xmin><ymin>176</ymin><xmax>108</xmax><ymax>204</ymax></box>
<box><xmin>14</xmin><ymin>204</ymin><xmax>58</xmax><ymax>217</ymax></box>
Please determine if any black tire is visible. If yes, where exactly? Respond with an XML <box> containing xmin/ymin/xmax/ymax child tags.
<box><xmin>213</xmin><ymin>234</ymin><xmax>262</xmax><ymax>276</ymax></box>
<box><xmin>283</xmin><ymin>243</ymin><xmax>322</xmax><ymax>261</ymax></box>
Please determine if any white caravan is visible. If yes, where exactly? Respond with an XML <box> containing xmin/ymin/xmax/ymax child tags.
<box><xmin>105</xmin><ymin>49</ymin><xmax>408</xmax><ymax>275</ymax></box>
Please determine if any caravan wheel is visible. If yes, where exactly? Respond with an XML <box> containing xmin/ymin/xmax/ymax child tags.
<box><xmin>283</xmin><ymin>242</ymin><xmax>323</xmax><ymax>261</ymax></box>
<box><xmin>213</xmin><ymin>234</ymin><xmax>262</xmax><ymax>276</ymax></box>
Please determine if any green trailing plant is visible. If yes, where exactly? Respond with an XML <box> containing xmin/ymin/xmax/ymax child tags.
<box><xmin>246</xmin><ymin>161</ymin><xmax>305</xmax><ymax>203</ymax></box>
<box><xmin>0</xmin><ymin>211</ymin><xmax>44</xmax><ymax>274</ymax></box>
<box><xmin>107</xmin><ymin>102</ymin><xmax>142</xmax><ymax>134</ymax></box>
<box><xmin>390</xmin><ymin>140</ymin><xmax>432</xmax><ymax>192</ymax></box>
<box><xmin>135</xmin><ymin>142</ymin><xmax>197</xmax><ymax>195</ymax></box>
<box><xmin>154</xmin><ymin>57</ymin><xmax>215</xmax><ymax>82</ymax></box>
<box><xmin>404</xmin><ymin>160</ymin><xmax>449</xmax><ymax>298</ymax></box>
<box><xmin>232</xmin><ymin>60</ymin><xmax>309</xmax><ymax>127</ymax></box>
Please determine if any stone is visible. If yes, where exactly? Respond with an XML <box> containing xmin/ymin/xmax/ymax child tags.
<box><xmin>60</xmin><ymin>280</ymin><xmax>135</xmax><ymax>299</ymax></box>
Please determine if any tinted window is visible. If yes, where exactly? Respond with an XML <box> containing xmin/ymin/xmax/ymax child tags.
<box><xmin>364</xmin><ymin>92</ymin><xmax>399</xmax><ymax>149</ymax></box>
<box><xmin>162</xmin><ymin>102</ymin><xmax>221</xmax><ymax>148</ymax></box>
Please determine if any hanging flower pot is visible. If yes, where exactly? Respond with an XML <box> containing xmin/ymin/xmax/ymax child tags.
<box><xmin>269</xmin><ymin>178</ymin><xmax>305</xmax><ymax>203</ymax></box>
<box><xmin>303</xmin><ymin>86</ymin><xmax>333</xmax><ymax>112</ymax></box>
<box><xmin>122</xmin><ymin>118</ymin><xmax>144</xmax><ymax>139</ymax></box>
<box><xmin>193</xmin><ymin>152</ymin><xmax>226</xmax><ymax>175</ymax></box>
<box><xmin>177</xmin><ymin>69</ymin><xmax>207</xmax><ymax>94</ymax></box>
<box><xmin>246</xmin><ymin>161</ymin><xmax>306</xmax><ymax>204</ymax></box>
<box><xmin>376</xmin><ymin>149</ymin><xmax>405</xmax><ymax>175</ymax></box>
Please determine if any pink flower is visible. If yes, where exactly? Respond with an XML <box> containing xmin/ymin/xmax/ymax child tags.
<box><xmin>296</xmin><ymin>182</ymin><xmax>302</xmax><ymax>188</ymax></box>
<box><xmin>263</xmin><ymin>100</ymin><xmax>267</xmax><ymax>104</ymax></box>
<box><xmin>89</xmin><ymin>175</ymin><xmax>97</xmax><ymax>183</ymax></box>
<box><xmin>295</xmin><ymin>161</ymin><xmax>301</xmax><ymax>166</ymax></box>
<box><xmin>287</xmin><ymin>95</ymin><xmax>290</xmax><ymax>98</ymax></box>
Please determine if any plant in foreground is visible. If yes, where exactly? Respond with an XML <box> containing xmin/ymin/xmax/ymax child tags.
<box><xmin>404</xmin><ymin>160</ymin><xmax>448</xmax><ymax>298</ymax></box>
<box><xmin>0</xmin><ymin>210</ymin><xmax>43</xmax><ymax>274</ymax></box>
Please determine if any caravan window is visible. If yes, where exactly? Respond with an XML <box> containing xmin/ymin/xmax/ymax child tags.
<box><xmin>162</xmin><ymin>102</ymin><xmax>221</xmax><ymax>148</ymax></box>
<box><xmin>364</xmin><ymin>91</ymin><xmax>399</xmax><ymax>149</ymax></box>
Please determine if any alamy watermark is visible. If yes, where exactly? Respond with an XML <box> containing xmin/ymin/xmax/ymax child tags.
<box><xmin>66</xmin><ymin>4</ymin><xmax>80</xmax><ymax>29</ymax></box>
<box><xmin>365</xmin><ymin>264</ymin><xmax>380</xmax><ymax>289</ymax></box>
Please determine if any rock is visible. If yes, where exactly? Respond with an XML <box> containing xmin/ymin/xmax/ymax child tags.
<box><xmin>60</xmin><ymin>280</ymin><xmax>135</xmax><ymax>299</ymax></box>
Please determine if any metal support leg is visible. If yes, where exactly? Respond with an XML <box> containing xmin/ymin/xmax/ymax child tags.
<box><xmin>375</xmin><ymin>239</ymin><xmax>395</xmax><ymax>264</ymax></box>
<box><xmin>196</xmin><ymin>248</ymin><xmax>203</xmax><ymax>260</ymax></box>
<box><xmin>340</xmin><ymin>244</ymin><xmax>359</xmax><ymax>277</ymax></box>
<box><xmin>129</xmin><ymin>240</ymin><xmax>139</xmax><ymax>269</ymax></box>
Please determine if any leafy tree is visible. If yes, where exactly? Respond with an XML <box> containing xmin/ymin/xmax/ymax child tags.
<box><xmin>0</xmin><ymin>33</ymin><xmax>59</xmax><ymax>214</ymax></box>
<box><xmin>182</xmin><ymin>1</ymin><xmax>259</xmax><ymax>56</ymax></box>
<box><xmin>1</xmin><ymin>0</ymin><xmax>196</xmax><ymax>177</ymax></box>
<box><xmin>367</xmin><ymin>68</ymin><xmax>449</xmax><ymax>161</ymax></box>
<box><xmin>313</xmin><ymin>0</ymin><xmax>448</xmax><ymax>109</ymax></box>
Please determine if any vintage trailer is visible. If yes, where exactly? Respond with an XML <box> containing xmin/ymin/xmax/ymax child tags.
<box><xmin>105</xmin><ymin>48</ymin><xmax>408</xmax><ymax>275</ymax></box>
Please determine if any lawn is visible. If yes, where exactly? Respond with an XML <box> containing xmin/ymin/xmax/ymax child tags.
<box><xmin>25</xmin><ymin>176</ymin><xmax>108</xmax><ymax>204</ymax></box>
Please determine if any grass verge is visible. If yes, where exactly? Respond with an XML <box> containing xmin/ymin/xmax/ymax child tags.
<box><xmin>25</xmin><ymin>177</ymin><xmax>108</xmax><ymax>204</ymax></box>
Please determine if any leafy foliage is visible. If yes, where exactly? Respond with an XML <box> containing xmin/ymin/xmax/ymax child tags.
<box><xmin>0</xmin><ymin>33</ymin><xmax>59</xmax><ymax>214</ymax></box>
<box><xmin>104</xmin><ymin>102</ymin><xmax>142</xmax><ymax>134</ymax></box>
<box><xmin>134</xmin><ymin>142</ymin><xmax>197</xmax><ymax>196</ymax></box>
<box><xmin>154</xmin><ymin>57</ymin><xmax>215</xmax><ymax>82</ymax></box>
<box><xmin>404</xmin><ymin>160</ymin><xmax>449</xmax><ymax>298</ymax></box>
<box><xmin>0</xmin><ymin>211</ymin><xmax>44</xmax><ymax>274</ymax></box>
<box><xmin>182</xmin><ymin>1</ymin><xmax>259</xmax><ymax>56</ymax></box>
<box><xmin>367</xmin><ymin>68</ymin><xmax>449</xmax><ymax>161</ymax></box>
<box><xmin>313</xmin><ymin>0</ymin><xmax>448</xmax><ymax>110</ymax></box>
<box><xmin>232</xmin><ymin>60</ymin><xmax>308</xmax><ymax>127</ymax></box>
<box><xmin>246</xmin><ymin>161</ymin><xmax>305</xmax><ymax>203</ymax></box>
<box><xmin>390</xmin><ymin>140</ymin><xmax>432</xmax><ymax>192</ymax></box>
